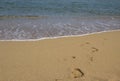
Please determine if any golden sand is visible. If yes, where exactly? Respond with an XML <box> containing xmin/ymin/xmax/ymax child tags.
<box><xmin>0</xmin><ymin>31</ymin><xmax>120</xmax><ymax>81</ymax></box>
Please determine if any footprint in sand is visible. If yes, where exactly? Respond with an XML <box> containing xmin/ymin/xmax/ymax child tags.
<box><xmin>91</xmin><ymin>47</ymin><xmax>99</xmax><ymax>53</ymax></box>
<box><xmin>72</xmin><ymin>56</ymin><xmax>76</xmax><ymax>59</ymax></box>
<box><xmin>80</xmin><ymin>42</ymin><xmax>90</xmax><ymax>47</ymax></box>
<box><xmin>55</xmin><ymin>79</ymin><xmax>62</xmax><ymax>81</ymax></box>
<box><xmin>86</xmin><ymin>42</ymin><xmax>90</xmax><ymax>45</ymax></box>
<box><xmin>90</xmin><ymin>57</ymin><xmax>94</xmax><ymax>62</ymax></box>
<box><xmin>81</xmin><ymin>42</ymin><xmax>99</xmax><ymax>53</ymax></box>
<box><xmin>71</xmin><ymin>68</ymin><xmax>84</xmax><ymax>79</ymax></box>
<box><xmin>80</xmin><ymin>42</ymin><xmax>100</xmax><ymax>63</ymax></box>
<box><xmin>90</xmin><ymin>47</ymin><xmax>99</xmax><ymax>62</ymax></box>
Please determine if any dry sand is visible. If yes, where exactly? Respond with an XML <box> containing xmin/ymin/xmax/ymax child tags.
<box><xmin>0</xmin><ymin>30</ymin><xmax>120</xmax><ymax>81</ymax></box>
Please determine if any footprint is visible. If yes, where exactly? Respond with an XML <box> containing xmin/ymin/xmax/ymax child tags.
<box><xmin>90</xmin><ymin>57</ymin><xmax>93</xmax><ymax>62</ymax></box>
<box><xmin>55</xmin><ymin>79</ymin><xmax>62</xmax><ymax>81</ymax></box>
<box><xmin>91</xmin><ymin>47</ymin><xmax>99</xmax><ymax>53</ymax></box>
<box><xmin>80</xmin><ymin>42</ymin><xmax>90</xmax><ymax>47</ymax></box>
<box><xmin>86</xmin><ymin>42</ymin><xmax>90</xmax><ymax>45</ymax></box>
<box><xmin>71</xmin><ymin>68</ymin><xmax>84</xmax><ymax>79</ymax></box>
<box><xmin>72</xmin><ymin>56</ymin><xmax>76</xmax><ymax>59</ymax></box>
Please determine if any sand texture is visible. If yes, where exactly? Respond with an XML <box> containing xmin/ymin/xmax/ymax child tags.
<box><xmin>0</xmin><ymin>31</ymin><xmax>120</xmax><ymax>81</ymax></box>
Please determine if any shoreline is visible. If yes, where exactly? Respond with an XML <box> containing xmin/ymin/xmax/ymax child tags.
<box><xmin>0</xmin><ymin>29</ymin><xmax>120</xmax><ymax>42</ymax></box>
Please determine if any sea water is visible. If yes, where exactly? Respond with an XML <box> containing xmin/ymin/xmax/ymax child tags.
<box><xmin>0</xmin><ymin>0</ymin><xmax>120</xmax><ymax>40</ymax></box>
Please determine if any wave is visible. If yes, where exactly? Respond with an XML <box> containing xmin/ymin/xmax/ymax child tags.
<box><xmin>0</xmin><ymin>16</ymin><xmax>120</xmax><ymax>40</ymax></box>
<box><xmin>0</xmin><ymin>29</ymin><xmax>119</xmax><ymax>41</ymax></box>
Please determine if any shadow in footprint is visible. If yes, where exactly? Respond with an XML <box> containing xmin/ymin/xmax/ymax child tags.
<box><xmin>71</xmin><ymin>68</ymin><xmax>85</xmax><ymax>79</ymax></box>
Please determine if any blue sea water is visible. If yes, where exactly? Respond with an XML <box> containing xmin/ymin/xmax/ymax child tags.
<box><xmin>0</xmin><ymin>0</ymin><xmax>120</xmax><ymax>16</ymax></box>
<box><xmin>0</xmin><ymin>0</ymin><xmax>120</xmax><ymax>40</ymax></box>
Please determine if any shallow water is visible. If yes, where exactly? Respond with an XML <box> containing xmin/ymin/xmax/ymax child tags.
<box><xmin>0</xmin><ymin>16</ymin><xmax>120</xmax><ymax>40</ymax></box>
<box><xmin>0</xmin><ymin>0</ymin><xmax>120</xmax><ymax>40</ymax></box>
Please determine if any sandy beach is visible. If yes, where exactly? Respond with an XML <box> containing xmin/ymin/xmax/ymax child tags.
<box><xmin>0</xmin><ymin>30</ymin><xmax>120</xmax><ymax>81</ymax></box>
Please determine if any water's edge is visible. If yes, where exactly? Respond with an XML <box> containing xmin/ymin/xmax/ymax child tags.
<box><xmin>0</xmin><ymin>29</ymin><xmax>119</xmax><ymax>42</ymax></box>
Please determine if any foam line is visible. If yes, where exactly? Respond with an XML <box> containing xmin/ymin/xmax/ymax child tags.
<box><xmin>0</xmin><ymin>29</ymin><xmax>120</xmax><ymax>42</ymax></box>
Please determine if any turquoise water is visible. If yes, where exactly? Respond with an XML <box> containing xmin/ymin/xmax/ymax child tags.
<box><xmin>0</xmin><ymin>0</ymin><xmax>120</xmax><ymax>16</ymax></box>
<box><xmin>0</xmin><ymin>0</ymin><xmax>120</xmax><ymax>40</ymax></box>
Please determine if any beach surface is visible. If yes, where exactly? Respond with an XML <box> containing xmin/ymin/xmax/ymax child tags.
<box><xmin>0</xmin><ymin>30</ymin><xmax>120</xmax><ymax>81</ymax></box>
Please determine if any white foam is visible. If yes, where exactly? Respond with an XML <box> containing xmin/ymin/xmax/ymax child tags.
<box><xmin>0</xmin><ymin>29</ymin><xmax>119</xmax><ymax>42</ymax></box>
<box><xmin>0</xmin><ymin>16</ymin><xmax>120</xmax><ymax>41</ymax></box>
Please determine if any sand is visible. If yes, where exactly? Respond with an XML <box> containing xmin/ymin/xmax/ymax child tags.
<box><xmin>0</xmin><ymin>30</ymin><xmax>120</xmax><ymax>81</ymax></box>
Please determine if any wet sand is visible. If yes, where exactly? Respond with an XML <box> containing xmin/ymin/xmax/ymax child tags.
<box><xmin>0</xmin><ymin>30</ymin><xmax>120</xmax><ymax>81</ymax></box>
